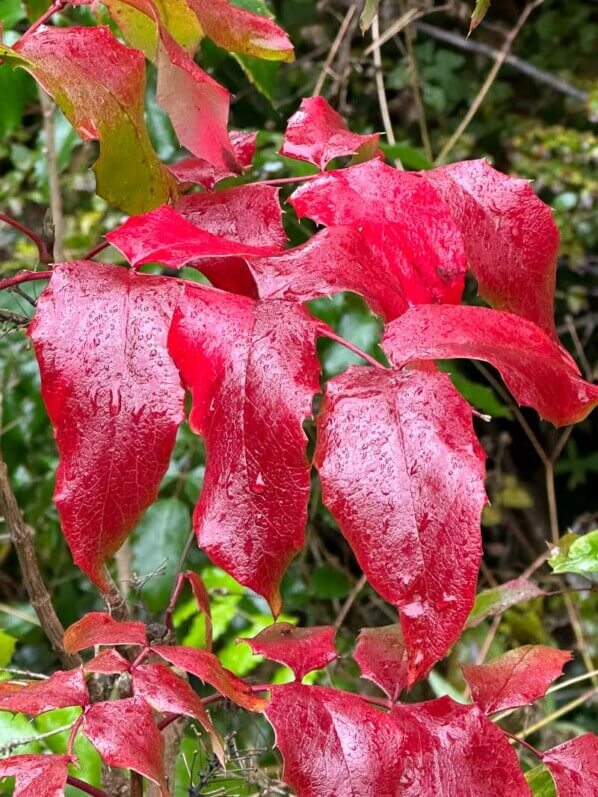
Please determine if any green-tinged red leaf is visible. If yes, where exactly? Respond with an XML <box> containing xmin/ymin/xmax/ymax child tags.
<box><xmin>153</xmin><ymin>645</ymin><xmax>266</xmax><ymax>711</ymax></box>
<box><xmin>353</xmin><ymin>625</ymin><xmax>407</xmax><ymax>701</ymax></box>
<box><xmin>29</xmin><ymin>263</ymin><xmax>185</xmax><ymax>589</ymax></box>
<box><xmin>243</xmin><ymin>623</ymin><xmax>337</xmax><ymax>680</ymax></box>
<box><xmin>467</xmin><ymin>577</ymin><xmax>545</xmax><ymax>628</ymax></box>
<box><xmin>8</xmin><ymin>26</ymin><xmax>174</xmax><ymax>213</ymax></box>
<box><xmin>167</xmin><ymin>284</ymin><xmax>321</xmax><ymax>614</ymax></box>
<box><xmin>64</xmin><ymin>612</ymin><xmax>147</xmax><ymax>652</ymax></box>
<box><xmin>382</xmin><ymin>305</ymin><xmax>598</xmax><ymax>427</ymax></box>
<box><xmin>462</xmin><ymin>646</ymin><xmax>572</xmax><ymax>714</ymax></box>
<box><xmin>315</xmin><ymin>366</ymin><xmax>486</xmax><ymax>684</ymax></box>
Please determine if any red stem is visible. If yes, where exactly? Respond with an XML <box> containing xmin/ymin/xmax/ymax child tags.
<box><xmin>503</xmin><ymin>730</ymin><xmax>543</xmax><ymax>760</ymax></box>
<box><xmin>21</xmin><ymin>0</ymin><xmax>67</xmax><ymax>40</ymax></box>
<box><xmin>83</xmin><ymin>241</ymin><xmax>110</xmax><ymax>260</ymax></box>
<box><xmin>252</xmin><ymin>173</ymin><xmax>319</xmax><ymax>187</ymax></box>
<box><xmin>319</xmin><ymin>325</ymin><xmax>387</xmax><ymax>371</ymax></box>
<box><xmin>164</xmin><ymin>573</ymin><xmax>186</xmax><ymax>632</ymax></box>
<box><xmin>67</xmin><ymin>713</ymin><xmax>84</xmax><ymax>757</ymax></box>
<box><xmin>0</xmin><ymin>270</ymin><xmax>53</xmax><ymax>292</ymax></box>
<box><xmin>0</xmin><ymin>214</ymin><xmax>52</xmax><ymax>264</ymax></box>
<box><xmin>66</xmin><ymin>776</ymin><xmax>109</xmax><ymax>797</ymax></box>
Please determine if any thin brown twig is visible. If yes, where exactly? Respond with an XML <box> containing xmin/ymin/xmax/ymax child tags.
<box><xmin>38</xmin><ymin>89</ymin><xmax>64</xmax><ymax>261</ymax></box>
<box><xmin>400</xmin><ymin>1</ymin><xmax>433</xmax><ymax>161</ymax></box>
<box><xmin>334</xmin><ymin>573</ymin><xmax>368</xmax><ymax>629</ymax></box>
<box><xmin>435</xmin><ymin>0</ymin><xmax>543</xmax><ymax>164</ymax></box>
<box><xmin>517</xmin><ymin>686</ymin><xmax>598</xmax><ymax>739</ymax></box>
<box><xmin>0</xmin><ymin>214</ymin><xmax>51</xmax><ymax>264</ymax></box>
<box><xmin>371</xmin><ymin>15</ymin><xmax>401</xmax><ymax>164</ymax></box>
<box><xmin>313</xmin><ymin>5</ymin><xmax>356</xmax><ymax>97</ymax></box>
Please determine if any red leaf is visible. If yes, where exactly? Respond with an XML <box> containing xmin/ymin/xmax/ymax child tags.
<box><xmin>243</xmin><ymin>623</ymin><xmax>337</xmax><ymax>680</ymax></box>
<box><xmin>157</xmin><ymin>30</ymin><xmax>237</xmax><ymax>172</ymax></box>
<box><xmin>84</xmin><ymin>648</ymin><xmax>130</xmax><ymax>674</ymax></box>
<box><xmin>64</xmin><ymin>612</ymin><xmax>147</xmax><ymax>652</ymax></box>
<box><xmin>391</xmin><ymin>697</ymin><xmax>531</xmax><ymax>796</ymax></box>
<box><xmin>467</xmin><ymin>576</ymin><xmax>545</xmax><ymax>628</ymax></box>
<box><xmin>177</xmin><ymin>184</ymin><xmax>286</xmax><ymax>296</ymax></box>
<box><xmin>29</xmin><ymin>263</ymin><xmax>185</xmax><ymax>588</ymax></box>
<box><xmin>168</xmin><ymin>284</ymin><xmax>321</xmax><ymax>613</ymax></box>
<box><xmin>0</xmin><ymin>754</ymin><xmax>71</xmax><ymax>797</ymax></box>
<box><xmin>13</xmin><ymin>26</ymin><xmax>173</xmax><ymax>214</ymax></box>
<box><xmin>188</xmin><ymin>0</ymin><xmax>293</xmax><ymax>62</ymax></box>
<box><xmin>265</xmin><ymin>683</ymin><xmax>401</xmax><ymax>797</ymax></box>
<box><xmin>353</xmin><ymin>625</ymin><xmax>408</xmax><ymax>701</ymax></box>
<box><xmin>280</xmin><ymin>97</ymin><xmax>379</xmax><ymax>170</ymax></box>
<box><xmin>427</xmin><ymin>159</ymin><xmax>559</xmax><ymax>337</ymax></box>
<box><xmin>153</xmin><ymin>645</ymin><xmax>266</xmax><ymax>711</ymax></box>
<box><xmin>170</xmin><ymin>130</ymin><xmax>257</xmax><ymax>190</ymax></box>
<box><xmin>0</xmin><ymin>669</ymin><xmax>88</xmax><ymax>715</ymax></box>
<box><xmin>133</xmin><ymin>663</ymin><xmax>224</xmax><ymax>762</ymax></box>
<box><xmin>176</xmin><ymin>571</ymin><xmax>213</xmax><ymax>651</ymax></box>
<box><xmin>289</xmin><ymin>159</ymin><xmax>467</xmax><ymax>307</ymax></box>
<box><xmin>315</xmin><ymin>366</ymin><xmax>486</xmax><ymax>683</ymax></box>
<box><xmin>83</xmin><ymin>697</ymin><xmax>168</xmax><ymax>794</ymax></box>
<box><xmin>382</xmin><ymin>304</ymin><xmax>598</xmax><ymax>427</ymax></box>
<box><xmin>248</xmin><ymin>224</ymin><xmax>408</xmax><ymax>321</ymax></box>
<box><xmin>107</xmin><ymin>205</ymin><xmax>275</xmax><ymax>272</ymax></box>
<box><xmin>543</xmin><ymin>734</ymin><xmax>598</xmax><ymax>797</ymax></box>
<box><xmin>462</xmin><ymin>645</ymin><xmax>572</xmax><ymax>714</ymax></box>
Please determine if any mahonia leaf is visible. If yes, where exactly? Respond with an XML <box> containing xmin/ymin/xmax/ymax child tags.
<box><xmin>315</xmin><ymin>366</ymin><xmax>486</xmax><ymax>683</ymax></box>
<box><xmin>107</xmin><ymin>205</ymin><xmax>276</xmax><ymax>274</ymax></box>
<box><xmin>168</xmin><ymin>284</ymin><xmax>321</xmax><ymax>614</ymax></box>
<box><xmin>64</xmin><ymin>612</ymin><xmax>147</xmax><ymax>652</ymax></box>
<box><xmin>153</xmin><ymin>645</ymin><xmax>266</xmax><ymax>711</ymax></box>
<box><xmin>83</xmin><ymin>697</ymin><xmax>168</xmax><ymax>795</ymax></box>
<box><xmin>248</xmin><ymin>224</ymin><xmax>408</xmax><ymax>321</ymax></box>
<box><xmin>29</xmin><ymin>263</ymin><xmax>185</xmax><ymax>589</ymax></box>
<box><xmin>0</xmin><ymin>669</ymin><xmax>88</xmax><ymax>715</ymax></box>
<box><xmin>280</xmin><ymin>97</ymin><xmax>379</xmax><ymax>170</ymax></box>
<box><xmin>133</xmin><ymin>663</ymin><xmax>225</xmax><ymax>762</ymax></box>
<box><xmin>243</xmin><ymin>623</ymin><xmax>337</xmax><ymax>680</ymax></box>
<box><xmin>543</xmin><ymin>734</ymin><xmax>598</xmax><ymax>797</ymax></box>
<box><xmin>0</xmin><ymin>754</ymin><xmax>71</xmax><ymax>797</ymax></box>
<box><xmin>391</xmin><ymin>697</ymin><xmax>531</xmax><ymax>795</ymax></box>
<box><xmin>467</xmin><ymin>577</ymin><xmax>544</xmax><ymax>629</ymax></box>
<box><xmin>265</xmin><ymin>683</ymin><xmax>402</xmax><ymax>796</ymax></box>
<box><xmin>170</xmin><ymin>130</ymin><xmax>257</xmax><ymax>189</ymax></box>
<box><xmin>353</xmin><ymin>625</ymin><xmax>408</xmax><ymax>701</ymax></box>
<box><xmin>427</xmin><ymin>159</ymin><xmax>559</xmax><ymax>336</ymax></box>
<box><xmin>290</xmin><ymin>159</ymin><xmax>467</xmax><ymax>307</ymax></box>
<box><xmin>84</xmin><ymin>648</ymin><xmax>130</xmax><ymax>674</ymax></box>
<box><xmin>382</xmin><ymin>305</ymin><xmax>598</xmax><ymax>427</ymax></box>
<box><xmin>2</xmin><ymin>26</ymin><xmax>174</xmax><ymax>214</ymax></box>
<box><xmin>462</xmin><ymin>645</ymin><xmax>572</xmax><ymax>714</ymax></box>
<box><xmin>188</xmin><ymin>0</ymin><xmax>294</xmax><ymax>61</ymax></box>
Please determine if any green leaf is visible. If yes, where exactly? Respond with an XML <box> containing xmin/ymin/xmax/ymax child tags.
<box><xmin>467</xmin><ymin>577</ymin><xmax>543</xmax><ymax>628</ymax></box>
<box><xmin>359</xmin><ymin>0</ymin><xmax>378</xmax><ymax>32</ymax></box>
<box><xmin>549</xmin><ymin>529</ymin><xmax>598</xmax><ymax>576</ymax></box>
<box><xmin>470</xmin><ymin>0</ymin><xmax>490</xmax><ymax>33</ymax></box>
<box><xmin>131</xmin><ymin>498</ymin><xmax>191</xmax><ymax>612</ymax></box>
<box><xmin>0</xmin><ymin>0</ymin><xmax>26</xmax><ymax>28</ymax></box>
<box><xmin>438</xmin><ymin>362</ymin><xmax>512</xmax><ymax>419</ymax></box>
<box><xmin>525</xmin><ymin>765</ymin><xmax>556</xmax><ymax>797</ymax></box>
<box><xmin>311</xmin><ymin>565</ymin><xmax>351</xmax><ymax>599</ymax></box>
<box><xmin>0</xmin><ymin>630</ymin><xmax>16</xmax><ymax>667</ymax></box>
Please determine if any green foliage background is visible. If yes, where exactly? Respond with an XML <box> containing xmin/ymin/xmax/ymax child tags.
<box><xmin>0</xmin><ymin>0</ymin><xmax>597</xmax><ymax>793</ymax></box>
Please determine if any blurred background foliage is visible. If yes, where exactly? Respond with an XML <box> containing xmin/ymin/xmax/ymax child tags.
<box><xmin>0</xmin><ymin>0</ymin><xmax>597</xmax><ymax>794</ymax></box>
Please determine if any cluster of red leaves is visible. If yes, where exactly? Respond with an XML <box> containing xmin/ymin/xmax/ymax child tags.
<box><xmin>1</xmin><ymin>14</ymin><xmax>598</xmax><ymax>788</ymax></box>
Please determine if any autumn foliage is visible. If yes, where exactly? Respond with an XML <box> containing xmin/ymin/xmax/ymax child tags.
<box><xmin>1</xmin><ymin>2</ymin><xmax>597</xmax><ymax>795</ymax></box>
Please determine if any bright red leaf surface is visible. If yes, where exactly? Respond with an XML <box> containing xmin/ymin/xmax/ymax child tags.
<box><xmin>315</xmin><ymin>366</ymin><xmax>486</xmax><ymax>683</ymax></box>
<box><xmin>391</xmin><ymin>697</ymin><xmax>531</xmax><ymax>796</ymax></box>
<box><xmin>29</xmin><ymin>263</ymin><xmax>185</xmax><ymax>588</ymax></box>
<box><xmin>64</xmin><ymin>612</ymin><xmax>147</xmax><ymax>652</ymax></box>
<box><xmin>248</xmin><ymin>224</ymin><xmax>408</xmax><ymax>321</ymax></box>
<box><xmin>462</xmin><ymin>645</ymin><xmax>572</xmax><ymax>714</ymax></box>
<box><xmin>353</xmin><ymin>625</ymin><xmax>408</xmax><ymax>701</ymax></box>
<box><xmin>12</xmin><ymin>26</ymin><xmax>173</xmax><ymax>213</ymax></box>
<box><xmin>83</xmin><ymin>697</ymin><xmax>168</xmax><ymax>795</ymax></box>
<box><xmin>0</xmin><ymin>754</ymin><xmax>71</xmax><ymax>797</ymax></box>
<box><xmin>427</xmin><ymin>159</ymin><xmax>559</xmax><ymax>337</ymax></box>
<box><xmin>466</xmin><ymin>576</ymin><xmax>544</xmax><ymax>628</ymax></box>
<box><xmin>280</xmin><ymin>96</ymin><xmax>379</xmax><ymax>170</ymax></box>
<box><xmin>382</xmin><ymin>304</ymin><xmax>598</xmax><ymax>427</ymax></box>
<box><xmin>132</xmin><ymin>663</ymin><xmax>224</xmax><ymax>762</ymax></box>
<box><xmin>153</xmin><ymin>645</ymin><xmax>266</xmax><ymax>711</ymax></box>
<box><xmin>289</xmin><ymin>159</ymin><xmax>467</xmax><ymax>307</ymax></box>
<box><xmin>173</xmin><ymin>570</ymin><xmax>213</xmax><ymax>650</ymax></box>
<box><xmin>543</xmin><ymin>734</ymin><xmax>598</xmax><ymax>797</ymax></box>
<box><xmin>84</xmin><ymin>648</ymin><xmax>130</xmax><ymax>674</ymax></box>
<box><xmin>0</xmin><ymin>669</ymin><xmax>88</xmax><ymax>715</ymax></box>
<box><xmin>168</xmin><ymin>284</ymin><xmax>321</xmax><ymax>613</ymax></box>
<box><xmin>244</xmin><ymin>623</ymin><xmax>337</xmax><ymax>680</ymax></box>
<box><xmin>188</xmin><ymin>0</ymin><xmax>294</xmax><ymax>61</ymax></box>
<box><xmin>266</xmin><ymin>683</ymin><xmax>401</xmax><ymax>797</ymax></box>
<box><xmin>170</xmin><ymin>130</ymin><xmax>257</xmax><ymax>189</ymax></box>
